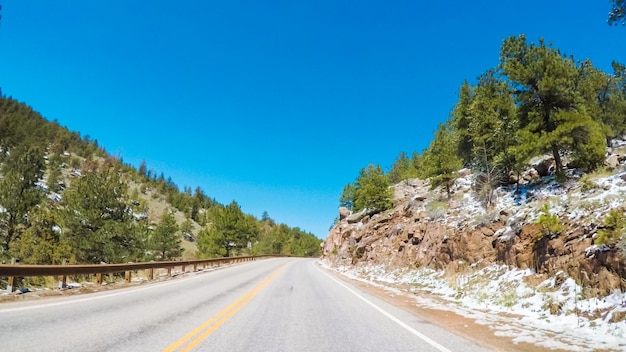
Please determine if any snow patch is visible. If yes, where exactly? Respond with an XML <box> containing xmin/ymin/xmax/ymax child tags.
<box><xmin>321</xmin><ymin>260</ymin><xmax>626</xmax><ymax>351</ymax></box>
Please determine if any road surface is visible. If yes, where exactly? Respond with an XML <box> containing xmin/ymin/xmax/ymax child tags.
<box><xmin>0</xmin><ymin>258</ymin><xmax>492</xmax><ymax>351</ymax></box>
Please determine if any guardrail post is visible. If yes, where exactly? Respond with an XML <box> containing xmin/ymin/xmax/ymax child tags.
<box><xmin>193</xmin><ymin>264</ymin><xmax>197</xmax><ymax>272</ymax></box>
<box><xmin>6</xmin><ymin>275</ymin><xmax>15</xmax><ymax>293</ymax></box>
<box><xmin>58</xmin><ymin>259</ymin><xmax>67</xmax><ymax>289</ymax></box>
<box><xmin>148</xmin><ymin>268</ymin><xmax>154</xmax><ymax>281</ymax></box>
<box><xmin>167</xmin><ymin>267</ymin><xmax>172</xmax><ymax>277</ymax></box>
<box><xmin>6</xmin><ymin>258</ymin><xmax>16</xmax><ymax>293</ymax></box>
<box><xmin>96</xmin><ymin>273</ymin><xmax>103</xmax><ymax>285</ymax></box>
<box><xmin>181</xmin><ymin>265</ymin><xmax>186</xmax><ymax>274</ymax></box>
<box><xmin>125</xmin><ymin>271</ymin><xmax>131</xmax><ymax>283</ymax></box>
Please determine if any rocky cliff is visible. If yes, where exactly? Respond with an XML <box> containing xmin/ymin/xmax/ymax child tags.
<box><xmin>323</xmin><ymin>162</ymin><xmax>626</xmax><ymax>297</ymax></box>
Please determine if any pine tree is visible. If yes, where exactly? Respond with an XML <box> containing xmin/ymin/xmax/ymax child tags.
<box><xmin>388</xmin><ymin>151</ymin><xmax>418</xmax><ymax>184</ymax></box>
<box><xmin>467</xmin><ymin>70</ymin><xmax>518</xmax><ymax>173</ymax></box>
<box><xmin>0</xmin><ymin>146</ymin><xmax>46</xmax><ymax>257</ymax></box>
<box><xmin>411</xmin><ymin>152</ymin><xmax>425</xmax><ymax>178</ymax></box>
<box><xmin>339</xmin><ymin>182</ymin><xmax>356</xmax><ymax>211</ymax></box>
<box><xmin>60</xmin><ymin>166</ymin><xmax>142</xmax><ymax>263</ymax></box>
<box><xmin>422</xmin><ymin>123</ymin><xmax>463</xmax><ymax>198</ymax></box>
<box><xmin>197</xmin><ymin>201</ymin><xmax>257</xmax><ymax>257</ymax></box>
<box><xmin>608</xmin><ymin>0</ymin><xmax>626</xmax><ymax>25</ymax></box>
<box><xmin>500</xmin><ymin>35</ymin><xmax>605</xmax><ymax>173</ymax></box>
<box><xmin>149</xmin><ymin>211</ymin><xmax>182</xmax><ymax>260</ymax></box>
<box><xmin>353</xmin><ymin>164</ymin><xmax>393</xmax><ymax>212</ymax></box>
<box><xmin>12</xmin><ymin>206</ymin><xmax>71</xmax><ymax>264</ymax></box>
<box><xmin>450</xmin><ymin>81</ymin><xmax>474</xmax><ymax>166</ymax></box>
<box><xmin>138</xmin><ymin>160</ymin><xmax>147</xmax><ymax>177</ymax></box>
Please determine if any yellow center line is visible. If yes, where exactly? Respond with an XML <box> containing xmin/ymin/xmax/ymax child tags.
<box><xmin>163</xmin><ymin>264</ymin><xmax>288</xmax><ymax>352</ymax></box>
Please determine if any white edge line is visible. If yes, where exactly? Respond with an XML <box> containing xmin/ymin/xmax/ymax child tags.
<box><xmin>315</xmin><ymin>263</ymin><xmax>452</xmax><ymax>352</ymax></box>
<box><xmin>0</xmin><ymin>264</ymin><xmax>239</xmax><ymax>313</ymax></box>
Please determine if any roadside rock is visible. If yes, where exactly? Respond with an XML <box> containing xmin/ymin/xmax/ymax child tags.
<box><xmin>339</xmin><ymin>207</ymin><xmax>351</xmax><ymax>220</ymax></box>
<box><xmin>323</xmin><ymin>174</ymin><xmax>626</xmax><ymax>296</ymax></box>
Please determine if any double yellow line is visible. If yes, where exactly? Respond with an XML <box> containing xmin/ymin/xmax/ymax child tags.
<box><xmin>163</xmin><ymin>264</ymin><xmax>287</xmax><ymax>352</ymax></box>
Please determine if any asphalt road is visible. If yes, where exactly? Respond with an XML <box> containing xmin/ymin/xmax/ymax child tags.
<box><xmin>0</xmin><ymin>258</ymin><xmax>492</xmax><ymax>352</ymax></box>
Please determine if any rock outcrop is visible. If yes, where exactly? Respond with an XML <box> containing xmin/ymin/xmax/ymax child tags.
<box><xmin>323</xmin><ymin>170</ymin><xmax>626</xmax><ymax>296</ymax></box>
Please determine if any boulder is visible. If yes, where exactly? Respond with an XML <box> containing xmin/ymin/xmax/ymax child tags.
<box><xmin>534</xmin><ymin>157</ymin><xmax>556</xmax><ymax>177</ymax></box>
<box><xmin>457</xmin><ymin>168</ymin><xmax>472</xmax><ymax>177</ymax></box>
<box><xmin>605</xmin><ymin>154</ymin><xmax>622</xmax><ymax>169</ymax></box>
<box><xmin>346</xmin><ymin>209</ymin><xmax>370</xmax><ymax>224</ymax></box>
<box><xmin>339</xmin><ymin>207</ymin><xmax>351</xmax><ymax>220</ymax></box>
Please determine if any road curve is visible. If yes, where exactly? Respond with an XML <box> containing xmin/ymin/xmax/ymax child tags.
<box><xmin>0</xmin><ymin>258</ymin><xmax>492</xmax><ymax>352</ymax></box>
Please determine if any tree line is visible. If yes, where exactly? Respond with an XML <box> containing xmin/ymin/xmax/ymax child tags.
<box><xmin>341</xmin><ymin>34</ymin><xmax>626</xmax><ymax>213</ymax></box>
<box><xmin>0</xmin><ymin>96</ymin><xmax>321</xmax><ymax>266</ymax></box>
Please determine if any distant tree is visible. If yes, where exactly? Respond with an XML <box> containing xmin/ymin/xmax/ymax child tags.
<box><xmin>353</xmin><ymin>164</ymin><xmax>393</xmax><ymax>212</ymax></box>
<box><xmin>388</xmin><ymin>151</ymin><xmax>418</xmax><ymax>184</ymax></box>
<box><xmin>149</xmin><ymin>211</ymin><xmax>182</xmax><ymax>260</ymax></box>
<box><xmin>47</xmin><ymin>161</ymin><xmax>63</xmax><ymax>193</ymax></box>
<box><xmin>253</xmin><ymin>223</ymin><xmax>289</xmax><ymax>255</ymax></box>
<box><xmin>197</xmin><ymin>201</ymin><xmax>257</xmax><ymax>257</ymax></box>
<box><xmin>180</xmin><ymin>219</ymin><xmax>193</xmax><ymax>235</ymax></box>
<box><xmin>252</xmin><ymin>223</ymin><xmax>321</xmax><ymax>257</ymax></box>
<box><xmin>287</xmin><ymin>227</ymin><xmax>322</xmax><ymax>257</ymax></box>
<box><xmin>261</xmin><ymin>211</ymin><xmax>273</xmax><ymax>223</ymax></box>
<box><xmin>608</xmin><ymin>0</ymin><xmax>625</xmax><ymax>25</ymax></box>
<box><xmin>411</xmin><ymin>152</ymin><xmax>425</xmax><ymax>178</ymax></box>
<box><xmin>422</xmin><ymin>123</ymin><xmax>463</xmax><ymax>198</ymax></box>
<box><xmin>138</xmin><ymin>160</ymin><xmax>147</xmax><ymax>177</ymax></box>
<box><xmin>0</xmin><ymin>146</ymin><xmax>46</xmax><ymax>257</ymax></box>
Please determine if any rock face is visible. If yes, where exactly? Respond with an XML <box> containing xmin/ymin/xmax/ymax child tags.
<box><xmin>323</xmin><ymin>171</ymin><xmax>626</xmax><ymax>296</ymax></box>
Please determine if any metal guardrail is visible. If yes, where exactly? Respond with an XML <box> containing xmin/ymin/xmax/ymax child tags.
<box><xmin>0</xmin><ymin>255</ymin><xmax>274</xmax><ymax>292</ymax></box>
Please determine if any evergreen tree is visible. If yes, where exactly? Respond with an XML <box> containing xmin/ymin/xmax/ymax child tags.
<box><xmin>47</xmin><ymin>160</ymin><xmax>63</xmax><ymax>193</ymax></box>
<box><xmin>467</xmin><ymin>70</ymin><xmax>518</xmax><ymax>174</ymax></box>
<box><xmin>253</xmin><ymin>223</ymin><xmax>289</xmax><ymax>255</ymax></box>
<box><xmin>138</xmin><ymin>160</ymin><xmax>147</xmax><ymax>177</ymax></box>
<box><xmin>500</xmin><ymin>35</ymin><xmax>605</xmax><ymax>173</ymax></box>
<box><xmin>608</xmin><ymin>0</ymin><xmax>626</xmax><ymax>25</ymax></box>
<box><xmin>12</xmin><ymin>206</ymin><xmax>71</xmax><ymax>264</ymax></box>
<box><xmin>60</xmin><ymin>166</ymin><xmax>142</xmax><ymax>263</ymax></box>
<box><xmin>575</xmin><ymin>61</ymin><xmax>626</xmax><ymax>150</ymax></box>
<box><xmin>149</xmin><ymin>211</ymin><xmax>182</xmax><ymax>260</ymax></box>
<box><xmin>411</xmin><ymin>152</ymin><xmax>425</xmax><ymax>178</ymax></box>
<box><xmin>450</xmin><ymin>81</ymin><xmax>474</xmax><ymax>166</ymax></box>
<box><xmin>388</xmin><ymin>151</ymin><xmax>418</xmax><ymax>184</ymax></box>
<box><xmin>197</xmin><ymin>201</ymin><xmax>256</xmax><ymax>257</ymax></box>
<box><xmin>422</xmin><ymin>123</ymin><xmax>463</xmax><ymax>198</ymax></box>
<box><xmin>339</xmin><ymin>182</ymin><xmax>356</xmax><ymax>210</ymax></box>
<box><xmin>507</xmin><ymin>129</ymin><xmax>541</xmax><ymax>188</ymax></box>
<box><xmin>353</xmin><ymin>164</ymin><xmax>393</xmax><ymax>212</ymax></box>
<box><xmin>0</xmin><ymin>146</ymin><xmax>46</xmax><ymax>257</ymax></box>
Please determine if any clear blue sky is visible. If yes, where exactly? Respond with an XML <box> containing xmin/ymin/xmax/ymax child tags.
<box><xmin>0</xmin><ymin>1</ymin><xmax>623</xmax><ymax>238</ymax></box>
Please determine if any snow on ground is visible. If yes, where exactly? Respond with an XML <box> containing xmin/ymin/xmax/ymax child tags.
<box><xmin>321</xmin><ymin>260</ymin><xmax>626</xmax><ymax>351</ymax></box>
<box><xmin>321</xmin><ymin>168</ymin><xmax>626</xmax><ymax>351</ymax></box>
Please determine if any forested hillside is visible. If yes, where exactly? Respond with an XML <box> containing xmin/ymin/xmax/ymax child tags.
<box><xmin>341</xmin><ymin>35</ymin><xmax>626</xmax><ymax>234</ymax></box>
<box><xmin>0</xmin><ymin>96</ymin><xmax>321</xmax><ymax>265</ymax></box>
